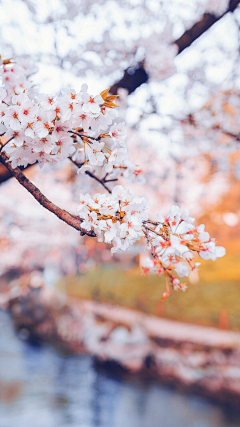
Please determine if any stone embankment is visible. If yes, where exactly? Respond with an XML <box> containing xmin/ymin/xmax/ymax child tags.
<box><xmin>1</xmin><ymin>284</ymin><xmax>240</xmax><ymax>408</ymax></box>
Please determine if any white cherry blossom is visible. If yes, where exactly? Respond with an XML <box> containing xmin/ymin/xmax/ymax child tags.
<box><xmin>81</xmin><ymin>93</ymin><xmax>103</xmax><ymax>115</ymax></box>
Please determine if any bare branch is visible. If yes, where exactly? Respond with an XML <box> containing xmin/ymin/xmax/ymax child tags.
<box><xmin>69</xmin><ymin>157</ymin><xmax>112</xmax><ymax>193</ymax></box>
<box><xmin>104</xmin><ymin>178</ymin><xmax>118</xmax><ymax>183</ymax></box>
<box><xmin>85</xmin><ymin>170</ymin><xmax>112</xmax><ymax>193</ymax></box>
<box><xmin>0</xmin><ymin>151</ymin><xmax>96</xmax><ymax>237</ymax></box>
<box><xmin>175</xmin><ymin>13</ymin><xmax>221</xmax><ymax>54</ymax></box>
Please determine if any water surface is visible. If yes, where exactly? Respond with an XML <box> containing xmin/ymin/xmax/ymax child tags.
<box><xmin>0</xmin><ymin>310</ymin><xmax>239</xmax><ymax>427</ymax></box>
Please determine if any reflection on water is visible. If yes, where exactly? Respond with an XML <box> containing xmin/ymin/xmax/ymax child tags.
<box><xmin>0</xmin><ymin>310</ymin><xmax>240</xmax><ymax>427</ymax></box>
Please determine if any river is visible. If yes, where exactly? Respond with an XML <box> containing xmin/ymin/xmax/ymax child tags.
<box><xmin>0</xmin><ymin>310</ymin><xmax>240</xmax><ymax>427</ymax></box>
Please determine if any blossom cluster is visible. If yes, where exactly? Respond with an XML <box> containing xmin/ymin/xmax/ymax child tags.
<box><xmin>0</xmin><ymin>58</ymin><xmax>143</xmax><ymax>182</ymax></box>
<box><xmin>77</xmin><ymin>188</ymin><xmax>225</xmax><ymax>300</ymax></box>
<box><xmin>77</xmin><ymin>185</ymin><xmax>148</xmax><ymax>253</ymax></box>
<box><xmin>142</xmin><ymin>205</ymin><xmax>226</xmax><ymax>300</ymax></box>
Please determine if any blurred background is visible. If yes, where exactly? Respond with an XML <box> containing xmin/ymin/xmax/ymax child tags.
<box><xmin>0</xmin><ymin>0</ymin><xmax>240</xmax><ymax>426</ymax></box>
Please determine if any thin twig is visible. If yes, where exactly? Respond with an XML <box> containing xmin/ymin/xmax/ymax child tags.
<box><xmin>68</xmin><ymin>130</ymin><xmax>101</xmax><ymax>142</ymax></box>
<box><xmin>85</xmin><ymin>170</ymin><xmax>112</xmax><ymax>193</ymax></box>
<box><xmin>69</xmin><ymin>157</ymin><xmax>112</xmax><ymax>193</ymax></box>
<box><xmin>68</xmin><ymin>130</ymin><xmax>84</xmax><ymax>139</ymax></box>
<box><xmin>218</xmin><ymin>129</ymin><xmax>240</xmax><ymax>141</ymax></box>
<box><xmin>0</xmin><ymin>151</ymin><xmax>96</xmax><ymax>237</ymax></box>
<box><xmin>143</xmin><ymin>220</ymin><xmax>159</xmax><ymax>226</ymax></box>
<box><xmin>104</xmin><ymin>178</ymin><xmax>118</xmax><ymax>183</ymax></box>
<box><xmin>69</xmin><ymin>157</ymin><xmax>84</xmax><ymax>169</ymax></box>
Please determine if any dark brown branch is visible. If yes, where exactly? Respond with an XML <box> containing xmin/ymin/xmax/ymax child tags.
<box><xmin>85</xmin><ymin>170</ymin><xmax>112</xmax><ymax>193</ymax></box>
<box><xmin>69</xmin><ymin>157</ymin><xmax>112</xmax><ymax>193</ymax></box>
<box><xmin>176</xmin><ymin>0</ymin><xmax>240</xmax><ymax>53</ymax></box>
<box><xmin>0</xmin><ymin>137</ymin><xmax>15</xmax><ymax>152</ymax></box>
<box><xmin>216</xmin><ymin>128</ymin><xmax>240</xmax><ymax>141</ymax></box>
<box><xmin>0</xmin><ymin>162</ymin><xmax>39</xmax><ymax>184</ymax></box>
<box><xmin>110</xmin><ymin>0</ymin><xmax>240</xmax><ymax>94</ymax></box>
<box><xmin>110</xmin><ymin>62</ymin><xmax>149</xmax><ymax>95</ymax></box>
<box><xmin>175</xmin><ymin>14</ymin><xmax>220</xmax><ymax>54</ymax></box>
<box><xmin>0</xmin><ymin>151</ymin><xmax>96</xmax><ymax>237</ymax></box>
<box><xmin>0</xmin><ymin>163</ymin><xmax>13</xmax><ymax>183</ymax></box>
<box><xmin>104</xmin><ymin>178</ymin><xmax>118</xmax><ymax>183</ymax></box>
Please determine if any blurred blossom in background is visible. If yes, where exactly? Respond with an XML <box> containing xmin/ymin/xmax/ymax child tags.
<box><xmin>0</xmin><ymin>1</ymin><xmax>240</xmax><ymax>426</ymax></box>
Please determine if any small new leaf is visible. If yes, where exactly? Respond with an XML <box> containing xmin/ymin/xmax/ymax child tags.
<box><xmin>100</xmin><ymin>88</ymin><xmax>110</xmax><ymax>100</ymax></box>
<box><xmin>103</xmin><ymin>101</ymin><xmax>119</xmax><ymax>108</ymax></box>
<box><xmin>100</xmin><ymin>89</ymin><xmax>119</xmax><ymax>108</ymax></box>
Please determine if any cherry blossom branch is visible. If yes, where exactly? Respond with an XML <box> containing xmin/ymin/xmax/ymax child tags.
<box><xmin>69</xmin><ymin>157</ymin><xmax>112</xmax><ymax>193</ymax></box>
<box><xmin>0</xmin><ymin>150</ymin><xmax>96</xmax><ymax>237</ymax></box>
